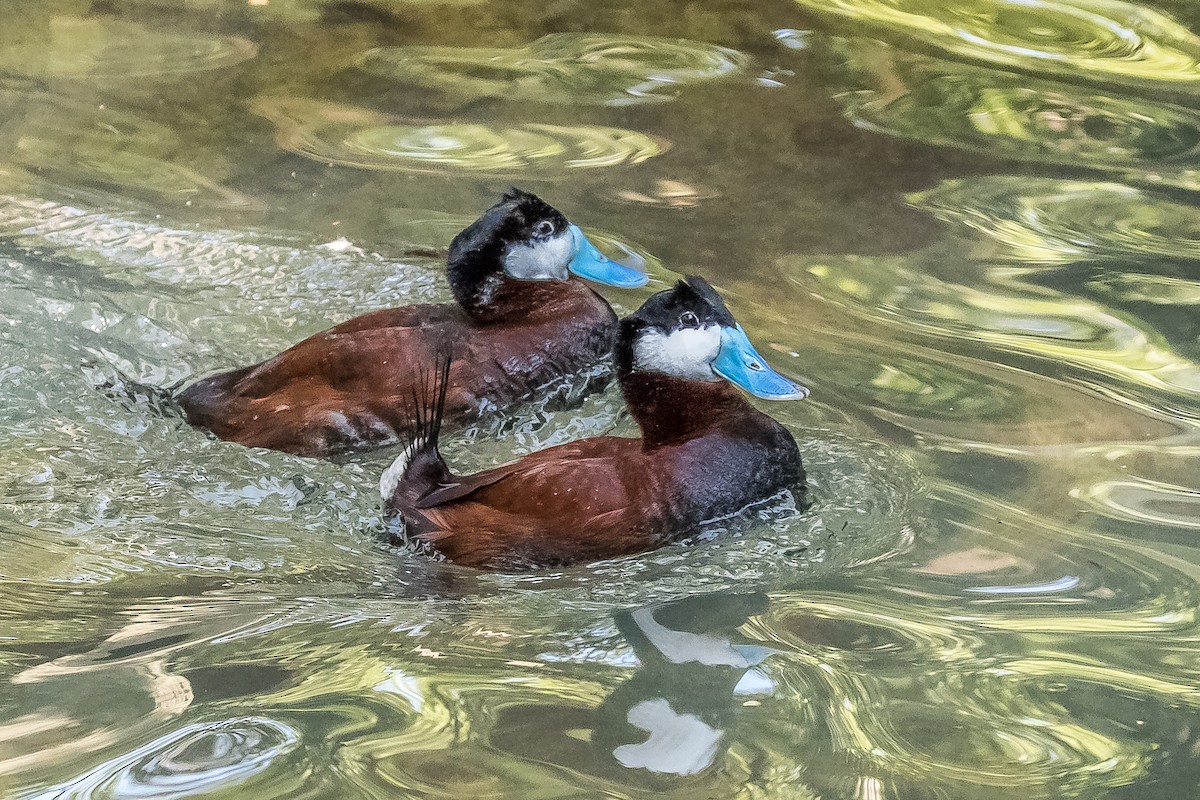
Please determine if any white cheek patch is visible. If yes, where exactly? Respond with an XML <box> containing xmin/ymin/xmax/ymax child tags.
<box><xmin>503</xmin><ymin>231</ymin><xmax>573</xmax><ymax>281</ymax></box>
<box><xmin>633</xmin><ymin>324</ymin><xmax>721</xmax><ymax>381</ymax></box>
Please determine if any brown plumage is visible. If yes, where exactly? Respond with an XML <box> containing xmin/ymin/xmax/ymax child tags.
<box><xmin>384</xmin><ymin>277</ymin><xmax>807</xmax><ymax>571</ymax></box>
<box><xmin>177</xmin><ymin>190</ymin><xmax>623</xmax><ymax>457</ymax></box>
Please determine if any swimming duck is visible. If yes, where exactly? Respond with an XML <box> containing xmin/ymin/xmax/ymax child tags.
<box><xmin>382</xmin><ymin>276</ymin><xmax>808</xmax><ymax>570</ymax></box>
<box><xmin>177</xmin><ymin>189</ymin><xmax>646</xmax><ymax>457</ymax></box>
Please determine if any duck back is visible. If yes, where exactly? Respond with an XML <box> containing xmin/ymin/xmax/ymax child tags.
<box><xmin>178</xmin><ymin>281</ymin><xmax>615</xmax><ymax>457</ymax></box>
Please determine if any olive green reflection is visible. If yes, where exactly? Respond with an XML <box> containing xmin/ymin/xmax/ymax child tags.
<box><xmin>358</xmin><ymin>34</ymin><xmax>747</xmax><ymax>106</ymax></box>
<box><xmin>789</xmin><ymin>256</ymin><xmax>1200</xmax><ymax>398</ymax></box>
<box><xmin>828</xmin><ymin>39</ymin><xmax>1200</xmax><ymax>190</ymax></box>
<box><xmin>751</xmin><ymin>591</ymin><xmax>1151</xmax><ymax>794</ymax></box>
<box><xmin>252</xmin><ymin>97</ymin><xmax>665</xmax><ymax>174</ymax></box>
<box><xmin>1075</xmin><ymin>477</ymin><xmax>1200</xmax><ymax>529</ymax></box>
<box><xmin>0</xmin><ymin>17</ymin><xmax>256</xmax><ymax>79</ymax></box>
<box><xmin>0</xmin><ymin>92</ymin><xmax>254</xmax><ymax>209</ymax></box>
<box><xmin>1088</xmin><ymin>273</ymin><xmax>1200</xmax><ymax>304</ymax></box>
<box><xmin>910</xmin><ymin>177</ymin><xmax>1200</xmax><ymax>265</ymax></box>
<box><xmin>796</xmin><ymin>0</ymin><xmax>1200</xmax><ymax>93</ymax></box>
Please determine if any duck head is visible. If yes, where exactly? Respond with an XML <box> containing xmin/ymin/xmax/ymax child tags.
<box><xmin>447</xmin><ymin>188</ymin><xmax>646</xmax><ymax>320</ymax></box>
<box><xmin>617</xmin><ymin>276</ymin><xmax>808</xmax><ymax>400</ymax></box>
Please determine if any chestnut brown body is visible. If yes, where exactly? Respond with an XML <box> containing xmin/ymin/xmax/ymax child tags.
<box><xmin>388</xmin><ymin>374</ymin><xmax>804</xmax><ymax>569</ymax></box>
<box><xmin>178</xmin><ymin>279</ymin><xmax>615</xmax><ymax>457</ymax></box>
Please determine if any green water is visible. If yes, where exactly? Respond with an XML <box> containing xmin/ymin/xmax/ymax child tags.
<box><xmin>1</xmin><ymin>0</ymin><xmax>1199</xmax><ymax>797</ymax></box>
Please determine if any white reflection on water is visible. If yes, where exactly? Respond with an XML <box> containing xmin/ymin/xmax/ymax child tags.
<box><xmin>28</xmin><ymin>717</ymin><xmax>300</xmax><ymax>800</ymax></box>
<box><xmin>1074</xmin><ymin>477</ymin><xmax>1200</xmax><ymax>529</ymax></box>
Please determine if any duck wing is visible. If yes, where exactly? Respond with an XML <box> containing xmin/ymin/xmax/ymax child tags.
<box><xmin>404</xmin><ymin>437</ymin><xmax>673</xmax><ymax>569</ymax></box>
<box><xmin>415</xmin><ymin>437</ymin><xmax>642</xmax><ymax>513</ymax></box>
<box><xmin>230</xmin><ymin>305</ymin><xmax>465</xmax><ymax>399</ymax></box>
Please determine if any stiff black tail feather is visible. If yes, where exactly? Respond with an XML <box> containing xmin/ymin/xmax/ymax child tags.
<box><xmin>380</xmin><ymin>348</ymin><xmax>454</xmax><ymax>503</ymax></box>
<box><xmin>400</xmin><ymin>347</ymin><xmax>453</xmax><ymax>459</ymax></box>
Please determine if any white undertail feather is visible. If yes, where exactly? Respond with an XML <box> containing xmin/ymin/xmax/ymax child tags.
<box><xmin>379</xmin><ymin>443</ymin><xmax>420</xmax><ymax>500</ymax></box>
<box><xmin>633</xmin><ymin>324</ymin><xmax>721</xmax><ymax>381</ymax></box>
<box><xmin>503</xmin><ymin>230</ymin><xmax>573</xmax><ymax>281</ymax></box>
<box><xmin>380</xmin><ymin>350</ymin><xmax>452</xmax><ymax>501</ymax></box>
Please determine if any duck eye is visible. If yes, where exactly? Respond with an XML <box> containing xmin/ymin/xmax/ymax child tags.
<box><xmin>680</xmin><ymin>311</ymin><xmax>700</xmax><ymax>328</ymax></box>
<box><xmin>533</xmin><ymin>220</ymin><xmax>555</xmax><ymax>238</ymax></box>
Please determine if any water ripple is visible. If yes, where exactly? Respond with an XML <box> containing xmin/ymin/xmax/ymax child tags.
<box><xmin>796</xmin><ymin>0</ymin><xmax>1200</xmax><ymax>94</ymax></box>
<box><xmin>29</xmin><ymin>717</ymin><xmax>301</xmax><ymax>799</ymax></box>
<box><xmin>252</xmin><ymin>97</ymin><xmax>664</xmax><ymax>174</ymax></box>
<box><xmin>0</xmin><ymin>91</ymin><xmax>255</xmax><ymax>209</ymax></box>
<box><xmin>0</xmin><ymin>195</ymin><xmax>438</xmax><ymax>311</ymax></box>
<box><xmin>0</xmin><ymin>17</ymin><xmax>256</xmax><ymax>79</ymax></box>
<box><xmin>909</xmin><ymin>177</ymin><xmax>1200</xmax><ymax>265</ymax></box>
<box><xmin>756</xmin><ymin>601</ymin><xmax>1153</xmax><ymax>793</ymax></box>
<box><xmin>789</xmin><ymin>255</ymin><xmax>1200</xmax><ymax>401</ymax></box>
<box><xmin>829</xmin><ymin>39</ymin><xmax>1200</xmax><ymax>191</ymax></box>
<box><xmin>1074</xmin><ymin>477</ymin><xmax>1200</xmax><ymax>529</ymax></box>
<box><xmin>1089</xmin><ymin>272</ymin><xmax>1200</xmax><ymax>304</ymax></box>
<box><xmin>358</xmin><ymin>33</ymin><xmax>747</xmax><ymax>106</ymax></box>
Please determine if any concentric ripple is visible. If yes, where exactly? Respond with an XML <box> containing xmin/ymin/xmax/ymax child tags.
<box><xmin>909</xmin><ymin>177</ymin><xmax>1200</xmax><ymax>265</ymax></box>
<box><xmin>252</xmin><ymin>97</ymin><xmax>664</xmax><ymax>173</ymax></box>
<box><xmin>31</xmin><ymin>717</ymin><xmax>301</xmax><ymax>799</ymax></box>
<box><xmin>829</xmin><ymin>39</ymin><xmax>1200</xmax><ymax>191</ymax></box>
<box><xmin>0</xmin><ymin>17</ymin><xmax>257</xmax><ymax>79</ymax></box>
<box><xmin>357</xmin><ymin>33</ymin><xmax>747</xmax><ymax>106</ymax></box>
<box><xmin>795</xmin><ymin>0</ymin><xmax>1200</xmax><ymax>94</ymax></box>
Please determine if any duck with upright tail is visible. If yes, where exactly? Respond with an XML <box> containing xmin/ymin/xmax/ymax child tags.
<box><xmin>382</xmin><ymin>276</ymin><xmax>808</xmax><ymax>570</ymax></box>
<box><xmin>177</xmin><ymin>189</ymin><xmax>646</xmax><ymax>457</ymax></box>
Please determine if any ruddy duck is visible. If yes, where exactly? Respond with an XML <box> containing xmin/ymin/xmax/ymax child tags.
<box><xmin>382</xmin><ymin>276</ymin><xmax>807</xmax><ymax>570</ymax></box>
<box><xmin>177</xmin><ymin>189</ymin><xmax>646</xmax><ymax>457</ymax></box>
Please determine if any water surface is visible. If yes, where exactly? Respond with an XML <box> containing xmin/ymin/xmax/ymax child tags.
<box><xmin>1</xmin><ymin>1</ymin><xmax>1198</xmax><ymax>798</ymax></box>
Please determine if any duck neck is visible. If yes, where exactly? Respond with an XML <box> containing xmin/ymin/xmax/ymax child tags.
<box><xmin>620</xmin><ymin>371</ymin><xmax>752</xmax><ymax>449</ymax></box>
<box><xmin>448</xmin><ymin>250</ymin><xmax>593</xmax><ymax>325</ymax></box>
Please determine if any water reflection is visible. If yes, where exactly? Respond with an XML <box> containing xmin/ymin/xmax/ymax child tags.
<box><xmin>0</xmin><ymin>17</ymin><xmax>256</xmax><ymax>79</ymax></box>
<box><xmin>358</xmin><ymin>34</ymin><xmax>747</xmax><ymax>106</ymax></box>
<box><xmin>491</xmin><ymin>593</ymin><xmax>782</xmax><ymax>786</ymax></box>
<box><xmin>601</xmin><ymin>594</ymin><xmax>774</xmax><ymax>776</ymax></box>
<box><xmin>788</xmin><ymin>254</ymin><xmax>1200</xmax><ymax>400</ymax></box>
<box><xmin>828</xmin><ymin>39</ymin><xmax>1200</xmax><ymax>191</ymax></box>
<box><xmin>30</xmin><ymin>717</ymin><xmax>301</xmax><ymax>799</ymax></box>
<box><xmin>795</xmin><ymin>0</ymin><xmax>1200</xmax><ymax>93</ymax></box>
<box><xmin>0</xmin><ymin>93</ymin><xmax>255</xmax><ymax>209</ymax></box>
<box><xmin>1075</xmin><ymin>476</ymin><xmax>1200</xmax><ymax>529</ymax></box>
<box><xmin>252</xmin><ymin>97</ymin><xmax>665</xmax><ymax>174</ymax></box>
<box><xmin>858</xmin><ymin>349</ymin><xmax>1182</xmax><ymax>453</ymax></box>
<box><xmin>910</xmin><ymin>177</ymin><xmax>1200</xmax><ymax>265</ymax></box>
<box><xmin>1089</xmin><ymin>272</ymin><xmax>1200</xmax><ymax>304</ymax></box>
